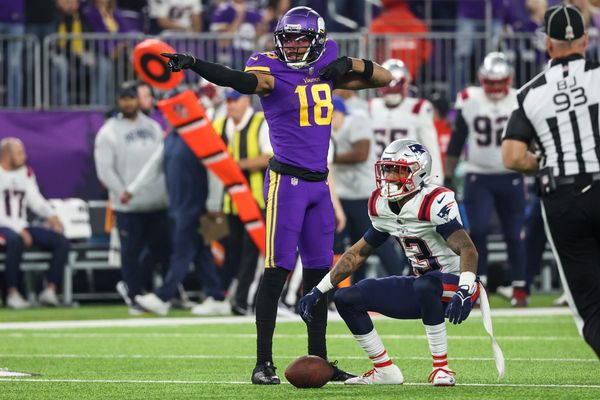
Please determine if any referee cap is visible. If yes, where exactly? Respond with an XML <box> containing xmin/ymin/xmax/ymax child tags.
<box><xmin>544</xmin><ymin>5</ymin><xmax>585</xmax><ymax>41</ymax></box>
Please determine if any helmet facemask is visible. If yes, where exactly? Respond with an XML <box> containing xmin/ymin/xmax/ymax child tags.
<box><xmin>274</xmin><ymin>31</ymin><xmax>322</xmax><ymax>69</ymax></box>
<box><xmin>375</xmin><ymin>159</ymin><xmax>422</xmax><ymax>201</ymax></box>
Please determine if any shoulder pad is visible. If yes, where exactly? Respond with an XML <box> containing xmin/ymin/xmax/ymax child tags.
<box><xmin>459</xmin><ymin>88</ymin><xmax>469</xmax><ymax>101</ymax></box>
<box><xmin>368</xmin><ymin>188</ymin><xmax>382</xmax><ymax>217</ymax></box>
<box><xmin>418</xmin><ymin>187</ymin><xmax>452</xmax><ymax>221</ymax></box>
<box><xmin>26</xmin><ymin>165</ymin><xmax>34</xmax><ymax>177</ymax></box>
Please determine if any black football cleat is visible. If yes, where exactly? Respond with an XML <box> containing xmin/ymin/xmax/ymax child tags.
<box><xmin>251</xmin><ymin>361</ymin><xmax>281</xmax><ymax>385</ymax></box>
<box><xmin>329</xmin><ymin>360</ymin><xmax>356</xmax><ymax>382</ymax></box>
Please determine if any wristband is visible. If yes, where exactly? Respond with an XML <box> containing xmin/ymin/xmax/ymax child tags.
<box><xmin>316</xmin><ymin>272</ymin><xmax>334</xmax><ymax>293</ymax></box>
<box><xmin>458</xmin><ymin>271</ymin><xmax>476</xmax><ymax>292</ymax></box>
<box><xmin>361</xmin><ymin>59</ymin><xmax>374</xmax><ymax>80</ymax></box>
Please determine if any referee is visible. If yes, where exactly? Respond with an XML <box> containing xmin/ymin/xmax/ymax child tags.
<box><xmin>502</xmin><ymin>4</ymin><xmax>600</xmax><ymax>358</ymax></box>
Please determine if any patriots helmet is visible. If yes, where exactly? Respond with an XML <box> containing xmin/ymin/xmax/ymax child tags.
<box><xmin>375</xmin><ymin>139</ymin><xmax>432</xmax><ymax>201</ymax></box>
<box><xmin>478</xmin><ymin>52</ymin><xmax>513</xmax><ymax>100</ymax></box>
<box><xmin>274</xmin><ymin>6</ymin><xmax>327</xmax><ymax>69</ymax></box>
<box><xmin>378</xmin><ymin>58</ymin><xmax>411</xmax><ymax>107</ymax></box>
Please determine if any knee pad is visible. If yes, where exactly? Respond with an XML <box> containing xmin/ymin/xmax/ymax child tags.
<box><xmin>334</xmin><ymin>286</ymin><xmax>366</xmax><ymax>313</ymax></box>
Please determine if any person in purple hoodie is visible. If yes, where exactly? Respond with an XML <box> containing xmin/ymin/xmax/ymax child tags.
<box><xmin>160</xmin><ymin>6</ymin><xmax>392</xmax><ymax>385</ymax></box>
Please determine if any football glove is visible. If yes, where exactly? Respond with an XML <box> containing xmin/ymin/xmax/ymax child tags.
<box><xmin>319</xmin><ymin>56</ymin><xmax>352</xmax><ymax>82</ymax></box>
<box><xmin>160</xmin><ymin>52</ymin><xmax>196</xmax><ymax>72</ymax></box>
<box><xmin>298</xmin><ymin>287</ymin><xmax>323</xmax><ymax>323</ymax></box>
<box><xmin>445</xmin><ymin>286</ymin><xmax>472</xmax><ymax>324</ymax></box>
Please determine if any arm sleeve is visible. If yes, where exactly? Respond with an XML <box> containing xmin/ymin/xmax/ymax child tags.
<box><xmin>503</xmin><ymin>103</ymin><xmax>536</xmax><ymax>145</ymax></box>
<box><xmin>447</xmin><ymin>110</ymin><xmax>469</xmax><ymax>157</ymax></box>
<box><xmin>363</xmin><ymin>223</ymin><xmax>390</xmax><ymax>248</ymax></box>
<box><xmin>435</xmin><ymin>218</ymin><xmax>464</xmax><ymax>241</ymax></box>
<box><xmin>25</xmin><ymin>173</ymin><xmax>55</xmax><ymax>219</ymax></box>
<box><xmin>126</xmin><ymin>142</ymin><xmax>165</xmax><ymax>195</ymax></box>
<box><xmin>94</xmin><ymin>126</ymin><xmax>126</xmax><ymax>196</ymax></box>
<box><xmin>418</xmin><ymin>101</ymin><xmax>444</xmax><ymax>184</ymax></box>
<box><xmin>190</xmin><ymin>60</ymin><xmax>259</xmax><ymax>95</ymax></box>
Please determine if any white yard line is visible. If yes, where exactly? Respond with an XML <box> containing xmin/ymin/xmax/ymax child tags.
<box><xmin>0</xmin><ymin>377</ymin><xmax>598</xmax><ymax>389</ymax></box>
<box><xmin>0</xmin><ymin>332</ymin><xmax>581</xmax><ymax>341</ymax></box>
<box><xmin>0</xmin><ymin>307</ymin><xmax>573</xmax><ymax>331</ymax></box>
<box><xmin>0</xmin><ymin>353</ymin><xmax>596</xmax><ymax>363</ymax></box>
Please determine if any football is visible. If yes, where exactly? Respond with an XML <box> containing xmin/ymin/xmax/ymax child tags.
<box><xmin>284</xmin><ymin>355</ymin><xmax>334</xmax><ymax>388</ymax></box>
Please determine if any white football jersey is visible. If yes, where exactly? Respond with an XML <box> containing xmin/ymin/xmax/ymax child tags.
<box><xmin>455</xmin><ymin>86</ymin><xmax>517</xmax><ymax>174</ymax></box>
<box><xmin>368</xmin><ymin>184</ymin><xmax>462</xmax><ymax>275</ymax></box>
<box><xmin>370</xmin><ymin>97</ymin><xmax>443</xmax><ymax>184</ymax></box>
<box><xmin>0</xmin><ymin>165</ymin><xmax>55</xmax><ymax>233</ymax></box>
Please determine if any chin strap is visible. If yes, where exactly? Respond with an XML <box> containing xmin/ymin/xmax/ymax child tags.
<box><xmin>478</xmin><ymin>282</ymin><xmax>505</xmax><ymax>381</ymax></box>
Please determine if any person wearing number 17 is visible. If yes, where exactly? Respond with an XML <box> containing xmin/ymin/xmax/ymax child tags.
<box><xmin>159</xmin><ymin>6</ymin><xmax>392</xmax><ymax>385</ymax></box>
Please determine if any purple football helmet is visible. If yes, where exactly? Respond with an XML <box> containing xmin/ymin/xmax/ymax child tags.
<box><xmin>273</xmin><ymin>6</ymin><xmax>327</xmax><ymax>69</ymax></box>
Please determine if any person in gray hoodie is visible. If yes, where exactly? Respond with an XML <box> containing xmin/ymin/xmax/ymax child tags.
<box><xmin>94</xmin><ymin>81</ymin><xmax>170</xmax><ymax>314</ymax></box>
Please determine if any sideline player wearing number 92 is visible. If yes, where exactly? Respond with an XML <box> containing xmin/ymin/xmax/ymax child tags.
<box><xmin>160</xmin><ymin>6</ymin><xmax>392</xmax><ymax>384</ymax></box>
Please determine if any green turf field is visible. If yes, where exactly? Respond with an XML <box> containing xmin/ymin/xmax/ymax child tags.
<box><xmin>0</xmin><ymin>301</ymin><xmax>598</xmax><ymax>399</ymax></box>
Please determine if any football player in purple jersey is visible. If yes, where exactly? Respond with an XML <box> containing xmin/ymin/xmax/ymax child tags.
<box><xmin>161</xmin><ymin>6</ymin><xmax>392</xmax><ymax>385</ymax></box>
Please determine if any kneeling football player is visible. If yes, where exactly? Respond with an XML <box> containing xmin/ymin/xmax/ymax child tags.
<box><xmin>299</xmin><ymin>139</ymin><xmax>479</xmax><ymax>386</ymax></box>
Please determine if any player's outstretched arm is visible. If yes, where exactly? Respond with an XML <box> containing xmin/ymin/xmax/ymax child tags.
<box><xmin>160</xmin><ymin>53</ymin><xmax>274</xmax><ymax>95</ymax></box>
<box><xmin>319</xmin><ymin>56</ymin><xmax>392</xmax><ymax>90</ymax></box>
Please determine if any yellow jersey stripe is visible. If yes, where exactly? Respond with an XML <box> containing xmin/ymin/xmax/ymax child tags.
<box><xmin>270</xmin><ymin>172</ymin><xmax>281</xmax><ymax>267</ymax></box>
<box><xmin>244</xmin><ymin>66</ymin><xmax>271</xmax><ymax>73</ymax></box>
<box><xmin>265</xmin><ymin>170</ymin><xmax>277</xmax><ymax>268</ymax></box>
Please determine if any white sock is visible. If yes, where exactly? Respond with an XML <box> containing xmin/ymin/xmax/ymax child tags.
<box><xmin>424</xmin><ymin>322</ymin><xmax>448</xmax><ymax>370</ymax></box>
<box><xmin>354</xmin><ymin>329</ymin><xmax>393</xmax><ymax>368</ymax></box>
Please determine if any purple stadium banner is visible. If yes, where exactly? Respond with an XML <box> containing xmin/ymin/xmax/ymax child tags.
<box><xmin>0</xmin><ymin>111</ymin><xmax>107</xmax><ymax>200</ymax></box>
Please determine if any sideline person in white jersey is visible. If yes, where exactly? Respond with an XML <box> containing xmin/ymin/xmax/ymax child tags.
<box><xmin>445</xmin><ymin>52</ymin><xmax>528</xmax><ymax>306</ymax></box>
<box><xmin>300</xmin><ymin>139</ymin><xmax>505</xmax><ymax>386</ymax></box>
<box><xmin>503</xmin><ymin>5</ymin><xmax>600</xmax><ymax>358</ymax></box>
<box><xmin>0</xmin><ymin>138</ymin><xmax>69</xmax><ymax>309</ymax></box>
<box><xmin>370</xmin><ymin>59</ymin><xmax>443</xmax><ymax>184</ymax></box>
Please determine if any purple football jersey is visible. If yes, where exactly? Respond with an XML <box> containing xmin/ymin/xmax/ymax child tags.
<box><xmin>245</xmin><ymin>39</ymin><xmax>339</xmax><ymax>173</ymax></box>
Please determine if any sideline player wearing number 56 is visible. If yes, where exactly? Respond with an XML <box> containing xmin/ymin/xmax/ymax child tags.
<box><xmin>159</xmin><ymin>6</ymin><xmax>392</xmax><ymax>384</ymax></box>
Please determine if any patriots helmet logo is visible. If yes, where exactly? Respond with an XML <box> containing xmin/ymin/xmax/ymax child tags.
<box><xmin>408</xmin><ymin>143</ymin><xmax>426</xmax><ymax>155</ymax></box>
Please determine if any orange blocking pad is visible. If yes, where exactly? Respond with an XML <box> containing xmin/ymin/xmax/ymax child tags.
<box><xmin>133</xmin><ymin>39</ymin><xmax>184</xmax><ymax>91</ymax></box>
<box><xmin>157</xmin><ymin>90</ymin><xmax>266</xmax><ymax>255</ymax></box>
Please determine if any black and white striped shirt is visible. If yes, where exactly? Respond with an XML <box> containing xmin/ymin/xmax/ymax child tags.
<box><xmin>504</xmin><ymin>54</ymin><xmax>600</xmax><ymax>177</ymax></box>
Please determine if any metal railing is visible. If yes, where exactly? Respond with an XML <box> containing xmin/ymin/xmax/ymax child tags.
<box><xmin>0</xmin><ymin>31</ymin><xmax>598</xmax><ymax>110</ymax></box>
<box><xmin>0</xmin><ymin>34</ymin><xmax>40</xmax><ymax>109</ymax></box>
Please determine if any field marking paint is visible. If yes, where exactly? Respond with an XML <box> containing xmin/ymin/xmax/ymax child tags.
<box><xmin>0</xmin><ymin>353</ymin><xmax>596</xmax><ymax>363</ymax></box>
<box><xmin>0</xmin><ymin>377</ymin><xmax>599</xmax><ymax>389</ymax></box>
<box><xmin>0</xmin><ymin>307</ymin><xmax>572</xmax><ymax>331</ymax></box>
<box><xmin>0</xmin><ymin>332</ymin><xmax>582</xmax><ymax>341</ymax></box>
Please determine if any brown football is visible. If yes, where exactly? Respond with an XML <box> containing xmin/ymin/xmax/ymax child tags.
<box><xmin>284</xmin><ymin>355</ymin><xmax>334</xmax><ymax>388</ymax></box>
